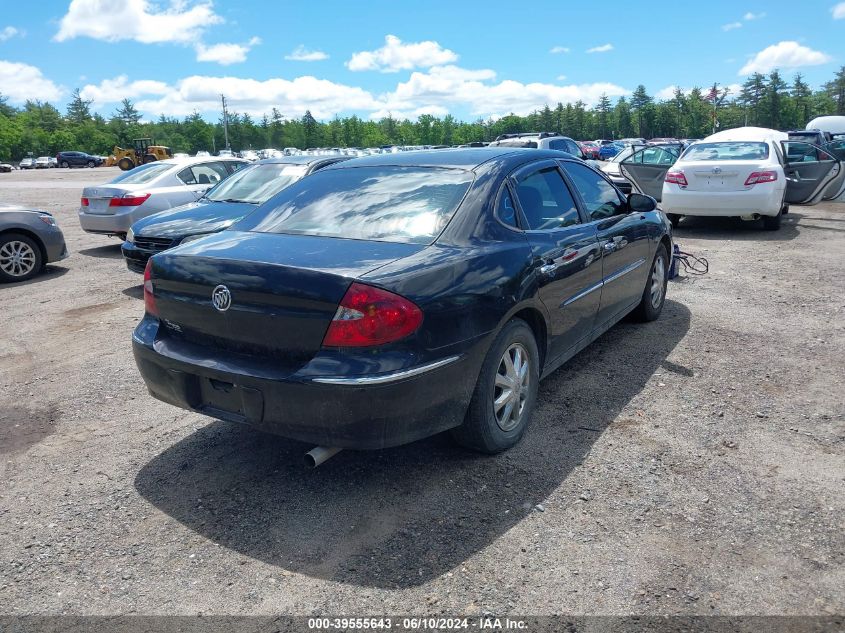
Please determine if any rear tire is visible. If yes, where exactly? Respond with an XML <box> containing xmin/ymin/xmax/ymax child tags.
<box><xmin>631</xmin><ymin>244</ymin><xmax>668</xmax><ymax>322</ymax></box>
<box><xmin>451</xmin><ymin>319</ymin><xmax>539</xmax><ymax>454</ymax></box>
<box><xmin>60</xmin><ymin>161</ymin><xmax>69</xmax><ymax>168</ymax></box>
<box><xmin>118</xmin><ymin>158</ymin><xmax>135</xmax><ymax>171</ymax></box>
<box><xmin>143</xmin><ymin>154</ymin><xmax>157</xmax><ymax>164</ymax></box>
<box><xmin>762</xmin><ymin>210</ymin><xmax>782</xmax><ymax>231</ymax></box>
<box><xmin>0</xmin><ymin>233</ymin><xmax>43</xmax><ymax>283</ymax></box>
<box><xmin>667</xmin><ymin>214</ymin><xmax>682</xmax><ymax>228</ymax></box>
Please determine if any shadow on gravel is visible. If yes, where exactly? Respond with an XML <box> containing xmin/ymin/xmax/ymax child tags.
<box><xmin>135</xmin><ymin>300</ymin><xmax>691</xmax><ymax>589</ymax></box>
<box><xmin>0</xmin><ymin>265</ymin><xmax>68</xmax><ymax>289</ymax></box>
<box><xmin>122</xmin><ymin>284</ymin><xmax>143</xmax><ymax>300</ymax></box>
<box><xmin>673</xmin><ymin>211</ymin><xmax>801</xmax><ymax>241</ymax></box>
<box><xmin>79</xmin><ymin>244</ymin><xmax>123</xmax><ymax>259</ymax></box>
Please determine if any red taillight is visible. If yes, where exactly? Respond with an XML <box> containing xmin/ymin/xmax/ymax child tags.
<box><xmin>321</xmin><ymin>282</ymin><xmax>423</xmax><ymax>348</ymax></box>
<box><xmin>80</xmin><ymin>197</ymin><xmax>89</xmax><ymax>206</ymax></box>
<box><xmin>143</xmin><ymin>259</ymin><xmax>158</xmax><ymax>317</ymax></box>
<box><xmin>665</xmin><ymin>171</ymin><xmax>688</xmax><ymax>186</ymax></box>
<box><xmin>744</xmin><ymin>171</ymin><xmax>778</xmax><ymax>186</ymax></box>
<box><xmin>110</xmin><ymin>193</ymin><xmax>151</xmax><ymax>207</ymax></box>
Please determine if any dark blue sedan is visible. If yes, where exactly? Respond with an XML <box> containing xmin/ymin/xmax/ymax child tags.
<box><xmin>121</xmin><ymin>155</ymin><xmax>349</xmax><ymax>273</ymax></box>
<box><xmin>133</xmin><ymin>148</ymin><xmax>672</xmax><ymax>458</ymax></box>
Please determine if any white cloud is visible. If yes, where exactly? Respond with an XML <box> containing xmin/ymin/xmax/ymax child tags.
<box><xmin>374</xmin><ymin>64</ymin><xmax>628</xmax><ymax>119</ymax></box>
<box><xmin>656</xmin><ymin>85</ymin><xmax>688</xmax><ymax>100</ymax></box>
<box><xmin>722</xmin><ymin>22</ymin><xmax>743</xmax><ymax>31</ymax></box>
<box><xmin>557</xmin><ymin>75</ymin><xmax>567</xmax><ymax>81</ymax></box>
<box><xmin>80</xmin><ymin>75</ymin><xmax>169</xmax><ymax>107</ymax></box>
<box><xmin>743</xmin><ymin>11</ymin><xmax>766</xmax><ymax>20</ymax></box>
<box><xmin>739</xmin><ymin>40</ymin><xmax>832</xmax><ymax>75</ymax></box>
<box><xmin>550</xmin><ymin>46</ymin><xmax>570</xmax><ymax>54</ymax></box>
<box><xmin>586</xmin><ymin>43</ymin><xmax>614</xmax><ymax>53</ymax></box>
<box><xmin>285</xmin><ymin>45</ymin><xmax>329</xmax><ymax>62</ymax></box>
<box><xmin>134</xmin><ymin>74</ymin><xmax>379</xmax><ymax>119</ymax></box>
<box><xmin>347</xmin><ymin>34</ymin><xmax>458</xmax><ymax>72</ymax></box>
<box><xmin>195</xmin><ymin>37</ymin><xmax>260</xmax><ymax>65</ymax></box>
<box><xmin>54</xmin><ymin>0</ymin><xmax>223</xmax><ymax>44</ymax></box>
<box><xmin>833</xmin><ymin>2</ymin><xmax>845</xmax><ymax>18</ymax></box>
<box><xmin>0</xmin><ymin>26</ymin><xmax>21</xmax><ymax>41</ymax></box>
<box><xmin>0</xmin><ymin>60</ymin><xmax>63</xmax><ymax>102</ymax></box>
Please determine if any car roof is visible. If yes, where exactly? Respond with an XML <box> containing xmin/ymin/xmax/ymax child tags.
<box><xmin>157</xmin><ymin>155</ymin><xmax>247</xmax><ymax>167</ymax></box>
<box><xmin>256</xmin><ymin>155</ymin><xmax>348</xmax><ymax>166</ymax></box>
<box><xmin>321</xmin><ymin>147</ymin><xmax>568</xmax><ymax>171</ymax></box>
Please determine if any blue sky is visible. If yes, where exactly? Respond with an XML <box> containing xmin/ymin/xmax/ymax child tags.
<box><xmin>0</xmin><ymin>0</ymin><xmax>842</xmax><ymax>122</ymax></box>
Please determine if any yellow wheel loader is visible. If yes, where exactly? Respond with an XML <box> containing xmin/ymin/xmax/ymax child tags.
<box><xmin>111</xmin><ymin>138</ymin><xmax>173</xmax><ymax>171</ymax></box>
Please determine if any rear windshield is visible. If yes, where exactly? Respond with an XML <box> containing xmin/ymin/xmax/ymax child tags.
<box><xmin>682</xmin><ymin>142</ymin><xmax>769</xmax><ymax>161</ymax></box>
<box><xmin>108</xmin><ymin>162</ymin><xmax>173</xmax><ymax>184</ymax></box>
<box><xmin>237</xmin><ymin>166</ymin><xmax>474</xmax><ymax>244</ymax></box>
<box><xmin>205</xmin><ymin>163</ymin><xmax>309</xmax><ymax>203</ymax></box>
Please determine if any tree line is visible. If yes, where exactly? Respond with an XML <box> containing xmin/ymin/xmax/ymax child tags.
<box><xmin>1</xmin><ymin>67</ymin><xmax>843</xmax><ymax>162</ymax></box>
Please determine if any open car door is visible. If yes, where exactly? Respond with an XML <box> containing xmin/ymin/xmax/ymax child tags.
<box><xmin>619</xmin><ymin>145</ymin><xmax>681</xmax><ymax>201</ymax></box>
<box><xmin>781</xmin><ymin>141</ymin><xmax>843</xmax><ymax>205</ymax></box>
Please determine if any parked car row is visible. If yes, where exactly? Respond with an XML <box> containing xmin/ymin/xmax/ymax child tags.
<box><xmin>5</xmin><ymin>131</ymin><xmax>843</xmax><ymax>463</ymax></box>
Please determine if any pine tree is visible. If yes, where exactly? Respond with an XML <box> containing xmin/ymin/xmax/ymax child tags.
<box><xmin>115</xmin><ymin>99</ymin><xmax>141</xmax><ymax>124</ymax></box>
<box><xmin>739</xmin><ymin>73</ymin><xmax>766</xmax><ymax>125</ymax></box>
<box><xmin>630</xmin><ymin>85</ymin><xmax>653</xmax><ymax>137</ymax></box>
<box><xmin>766</xmin><ymin>70</ymin><xmax>788</xmax><ymax>129</ymax></box>
<box><xmin>66</xmin><ymin>89</ymin><xmax>92</xmax><ymax>124</ymax></box>
<box><xmin>822</xmin><ymin>66</ymin><xmax>845</xmax><ymax>115</ymax></box>
<box><xmin>596</xmin><ymin>94</ymin><xmax>611</xmax><ymax>138</ymax></box>
<box><xmin>791</xmin><ymin>73</ymin><xmax>812</xmax><ymax>126</ymax></box>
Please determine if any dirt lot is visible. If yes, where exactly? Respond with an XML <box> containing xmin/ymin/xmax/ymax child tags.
<box><xmin>0</xmin><ymin>167</ymin><xmax>843</xmax><ymax>617</ymax></box>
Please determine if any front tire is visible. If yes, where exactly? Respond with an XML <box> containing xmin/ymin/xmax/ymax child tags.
<box><xmin>60</xmin><ymin>161</ymin><xmax>69</xmax><ymax>168</ymax></box>
<box><xmin>0</xmin><ymin>233</ymin><xmax>43</xmax><ymax>283</ymax></box>
<box><xmin>86</xmin><ymin>160</ymin><xmax>95</xmax><ymax>168</ymax></box>
<box><xmin>632</xmin><ymin>244</ymin><xmax>668</xmax><ymax>322</ymax></box>
<box><xmin>118</xmin><ymin>157</ymin><xmax>135</xmax><ymax>171</ymax></box>
<box><xmin>451</xmin><ymin>319</ymin><xmax>539</xmax><ymax>454</ymax></box>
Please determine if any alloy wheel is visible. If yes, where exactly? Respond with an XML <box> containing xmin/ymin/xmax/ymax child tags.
<box><xmin>651</xmin><ymin>254</ymin><xmax>666</xmax><ymax>309</ymax></box>
<box><xmin>0</xmin><ymin>240</ymin><xmax>37</xmax><ymax>278</ymax></box>
<box><xmin>493</xmin><ymin>342</ymin><xmax>530</xmax><ymax>432</ymax></box>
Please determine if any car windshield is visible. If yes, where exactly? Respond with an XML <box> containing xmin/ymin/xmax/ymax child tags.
<box><xmin>682</xmin><ymin>142</ymin><xmax>769</xmax><ymax>161</ymax></box>
<box><xmin>205</xmin><ymin>163</ymin><xmax>309</xmax><ymax>203</ymax></box>
<box><xmin>109</xmin><ymin>162</ymin><xmax>173</xmax><ymax>184</ymax></box>
<box><xmin>237</xmin><ymin>166</ymin><xmax>474</xmax><ymax>244</ymax></box>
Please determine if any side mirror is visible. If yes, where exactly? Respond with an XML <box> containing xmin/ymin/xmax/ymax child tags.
<box><xmin>628</xmin><ymin>193</ymin><xmax>657</xmax><ymax>213</ymax></box>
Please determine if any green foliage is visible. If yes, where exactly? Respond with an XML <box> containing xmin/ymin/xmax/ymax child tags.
<box><xmin>0</xmin><ymin>67</ymin><xmax>841</xmax><ymax>162</ymax></box>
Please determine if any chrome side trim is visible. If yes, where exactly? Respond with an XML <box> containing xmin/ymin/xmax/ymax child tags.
<box><xmin>562</xmin><ymin>280</ymin><xmax>604</xmax><ymax>307</ymax></box>
<box><xmin>311</xmin><ymin>355</ymin><xmax>461</xmax><ymax>386</ymax></box>
<box><xmin>603</xmin><ymin>257</ymin><xmax>646</xmax><ymax>285</ymax></box>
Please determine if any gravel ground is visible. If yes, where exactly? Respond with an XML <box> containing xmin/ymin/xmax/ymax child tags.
<box><xmin>0</xmin><ymin>167</ymin><xmax>843</xmax><ymax>617</ymax></box>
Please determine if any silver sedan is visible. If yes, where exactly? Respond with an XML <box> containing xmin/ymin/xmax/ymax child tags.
<box><xmin>78</xmin><ymin>156</ymin><xmax>248</xmax><ymax>239</ymax></box>
<box><xmin>0</xmin><ymin>204</ymin><xmax>68</xmax><ymax>283</ymax></box>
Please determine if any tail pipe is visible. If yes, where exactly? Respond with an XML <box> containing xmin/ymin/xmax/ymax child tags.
<box><xmin>304</xmin><ymin>446</ymin><xmax>342</xmax><ymax>468</ymax></box>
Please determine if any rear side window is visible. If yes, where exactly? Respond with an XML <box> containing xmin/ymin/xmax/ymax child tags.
<box><xmin>563</xmin><ymin>162</ymin><xmax>626</xmax><ymax>220</ymax></box>
<box><xmin>238</xmin><ymin>166</ymin><xmax>474</xmax><ymax>244</ymax></box>
<box><xmin>627</xmin><ymin>146</ymin><xmax>679</xmax><ymax>165</ymax></box>
<box><xmin>497</xmin><ymin>186</ymin><xmax>518</xmax><ymax>228</ymax></box>
<box><xmin>514</xmin><ymin>166</ymin><xmax>580</xmax><ymax>230</ymax></box>
<box><xmin>177</xmin><ymin>162</ymin><xmax>230</xmax><ymax>185</ymax></box>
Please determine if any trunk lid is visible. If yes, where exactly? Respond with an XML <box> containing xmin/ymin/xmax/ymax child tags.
<box><xmin>680</xmin><ymin>160</ymin><xmax>771</xmax><ymax>192</ymax></box>
<box><xmin>151</xmin><ymin>231</ymin><xmax>424</xmax><ymax>363</ymax></box>
<box><xmin>82</xmin><ymin>184</ymin><xmax>146</xmax><ymax>215</ymax></box>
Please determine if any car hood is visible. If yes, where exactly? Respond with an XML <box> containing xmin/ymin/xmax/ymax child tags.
<box><xmin>132</xmin><ymin>199</ymin><xmax>258</xmax><ymax>239</ymax></box>
<box><xmin>0</xmin><ymin>204</ymin><xmax>42</xmax><ymax>215</ymax></box>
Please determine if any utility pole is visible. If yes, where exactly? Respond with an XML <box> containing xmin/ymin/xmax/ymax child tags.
<box><xmin>221</xmin><ymin>94</ymin><xmax>230</xmax><ymax>151</ymax></box>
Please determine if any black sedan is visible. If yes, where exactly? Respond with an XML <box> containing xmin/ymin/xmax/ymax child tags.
<box><xmin>122</xmin><ymin>155</ymin><xmax>349</xmax><ymax>273</ymax></box>
<box><xmin>133</xmin><ymin>148</ymin><xmax>672</xmax><ymax>456</ymax></box>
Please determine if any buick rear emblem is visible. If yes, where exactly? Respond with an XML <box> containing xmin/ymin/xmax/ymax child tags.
<box><xmin>712</xmin><ymin>166</ymin><xmax>722</xmax><ymax>174</ymax></box>
<box><xmin>211</xmin><ymin>285</ymin><xmax>232</xmax><ymax>312</ymax></box>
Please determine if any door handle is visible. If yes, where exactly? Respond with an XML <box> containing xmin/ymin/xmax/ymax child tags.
<box><xmin>539</xmin><ymin>261</ymin><xmax>559</xmax><ymax>275</ymax></box>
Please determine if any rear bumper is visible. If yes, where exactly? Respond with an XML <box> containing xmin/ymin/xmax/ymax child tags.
<box><xmin>79</xmin><ymin>207</ymin><xmax>145</xmax><ymax>234</ymax></box>
<box><xmin>132</xmin><ymin>320</ymin><xmax>483</xmax><ymax>449</ymax></box>
<box><xmin>661</xmin><ymin>185</ymin><xmax>784</xmax><ymax>217</ymax></box>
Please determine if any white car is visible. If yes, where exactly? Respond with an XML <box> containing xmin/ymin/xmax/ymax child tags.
<box><xmin>620</xmin><ymin>127</ymin><xmax>844</xmax><ymax>230</ymax></box>
<box><xmin>195</xmin><ymin>150</ymin><xmax>211</xmax><ymax>157</ymax></box>
<box><xmin>78</xmin><ymin>156</ymin><xmax>248</xmax><ymax>238</ymax></box>
<box><xmin>35</xmin><ymin>156</ymin><xmax>50</xmax><ymax>169</ymax></box>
